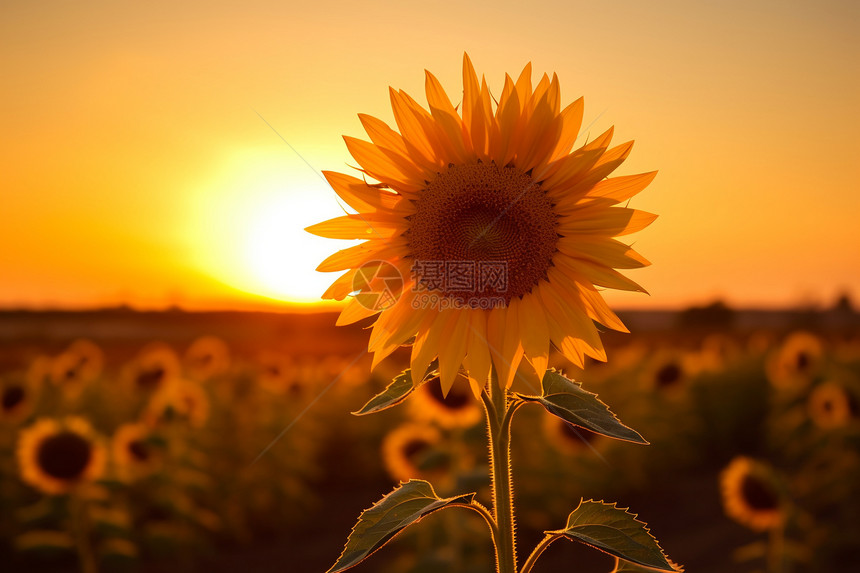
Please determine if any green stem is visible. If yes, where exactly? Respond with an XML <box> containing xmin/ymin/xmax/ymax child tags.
<box><xmin>767</xmin><ymin>524</ymin><xmax>785</xmax><ymax>573</ymax></box>
<box><xmin>520</xmin><ymin>533</ymin><xmax>563</xmax><ymax>573</ymax></box>
<box><xmin>71</xmin><ymin>494</ymin><xmax>97</xmax><ymax>573</ymax></box>
<box><xmin>481</xmin><ymin>381</ymin><xmax>522</xmax><ymax>573</ymax></box>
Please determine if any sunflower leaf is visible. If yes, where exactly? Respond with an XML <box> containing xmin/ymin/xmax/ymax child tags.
<box><xmin>515</xmin><ymin>369</ymin><xmax>647</xmax><ymax>443</ymax></box>
<box><xmin>352</xmin><ymin>360</ymin><xmax>438</xmax><ymax>415</ymax></box>
<box><xmin>327</xmin><ymin>479</ymin><xmax>475</xmax><ymax>573</ymax></box>
<box><xmin>551</xmin><ymin>500</ymin><xmax>678</xmax><ymax>572</ymax></box>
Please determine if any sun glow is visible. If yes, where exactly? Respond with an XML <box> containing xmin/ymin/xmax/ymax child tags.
<box><xmin>188</xmin><ymin>149</ymin><xmax>354</xmax><ymax>306</ymax></box>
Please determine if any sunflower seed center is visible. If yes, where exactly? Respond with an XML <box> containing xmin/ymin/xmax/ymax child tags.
<box><xmin>407</xmin><ymin>162</ymin><xmax>557</xmax><ymax>304</ymax></box>
<box><xmin>37</xmin><ymin>431</ymin><xmax>92</xmax><ymax>481</ymax></box>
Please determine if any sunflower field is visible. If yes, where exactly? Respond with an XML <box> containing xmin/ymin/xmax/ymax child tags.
<box><xmin>0</xmin><ymin>309</ymin><xmax>858</xmax><ymax>573</ymax></box>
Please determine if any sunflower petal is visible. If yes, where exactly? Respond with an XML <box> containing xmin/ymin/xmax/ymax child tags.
<box><xmin>549</xmin><ymin>96</ymin><xmax>584</xmax><ymax>163</ymax></box>
<box><xmin>585</xmin><ymin>171</ymin><xmax>657</xmax><ymax>204</ymax></box>
<box><xmin>322</xmin><ymin>171</ymin><xmax>415</xmax><ymax>212</ymax></box>
<box><xmin>557</xmin><ymin>236</ymin><xmax>651</xmax><ymax>269</ymax></box>
<box><xmin>410</xmin><ymin>311</ymin><xmax>445</xmax><ymax>386</ymax></box>
<box><xmin>425</xmin><ymin>70</ymin><xmax>471</xmax><ymax>162</ymax></box>
<box><xmin>557</xmin><ymin>207</ymin><xmax>658</xmax><ymax>237</ymax></box>
<box><xmin>554</xmin><ymin>255</ymin><xmax>648</xmax><ymax>294</ymax></box>
<box><xmin>344</xmin><ymin>136</ymin><xmax>425</xmax><ymax>192</ymax></box>
<box><xmin>305</xmin><ymin>214</ymin><xmax>402</xmax><ymax>240</ymax></box>
<box><xmin>438</xmin><ymin>311</ymin><xmax>470</xmax><ymax>396</ymax></box>
<box><xmin>518</xmin><ymin>293</ymin><xmax>550</xmax><ymax>382</ymax></box>
<box><xmin>463</xmin><ymin>310</ymin><xmax>491</xmax><ymax>398</ymax></box>
<box><xmin>316</xmin><ymin>240</ymin><xmax>409</xmax><ymax>272</ymax></box>
<box><xmin>335</xmin><ymin>297</ymin><xmax>379</xmax><ymax>326</ymax></box>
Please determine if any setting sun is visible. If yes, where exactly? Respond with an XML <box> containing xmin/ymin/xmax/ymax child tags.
<box><xmin>187</xmin><ymin>148</ymin><xmax>353</xmax><ymax>306</ymax></box>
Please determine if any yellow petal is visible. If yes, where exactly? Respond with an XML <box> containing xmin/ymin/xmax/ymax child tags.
<box><xmin>584</xmin><ymin>171</ymin><xmax>657</xmax><ymax>204</ymax></box>
<box><xmin>515</xmin><ymin>62</ymin><xmax>533</xmax><ymax>112</ymax></box>
<box><xmin>463</xmin><ymin>309</ymin><xmax>491</xmax><ymax>398</ymax></box>
<box><xmin>424</xmin><ymin>70</ymin><xmax>471</xmax><ymax>162</ymax></box>
<box><xmin>553</xmin><ymin>254</ymin><xmax>648</xmax><ymax>294</ymax></box>
<box><xmin>462</xmin><ymin>53</ymin><xmax>489</xmax><ymax>158</ymax></box>
<box><xmin>438</xmin><ymin>310</ymin><xmax>470</xmax><ymax>396</ymax></box>
<box><xmin>518</xmin><ymin>293</ymin><xmax>549</xmax><ymax>382</ymax></box>
<box><xmin>335</xmin><ymin>297</ymin><xmax>379</xmax><ymax>326</ymax></box>
<box><xmin>557</xmin><ymin>206</ymin><xmax>658</xmax><ymax>237</ymax></box>
<box><xmin>534</xmin><ymin>282</ymin><xmax>585</xmax><ymax>368</ymax></box>
<box><xmin>548</xmin><ymin>97</ymin><xmax>584</xmax><ymax>163</ymax></box>
<box><xmin>370</xmin><ymin>296</ymin><xmax>427</xmax><ymax>370</ymax></box>
<box><xmin>343</xmin><ymin>136</ymin><xmax>425</xmax><ymax>193</ymax></box>
<box><xmin>550</xmin><ymin>265</ymin><xmax>629</xmax><ymax>333</ymax></box>
<box><xmin>322</xmin><ymin>170</ymin><xmax>416</xmax><ymax>211</ymax></box>
<box><xmin>322</xmin><ymin>269</ymin><xmax>356</xmax><ymax>301</ymax></box>
<box><xmin>539</xmin><ymin>276</ymin><xmax>605</xmax><ymax>361</ymax></box>
<box><xmin>556</xmin><ymin>236</ymin><xmax>651</xmax><ymax>269</ymax></box>
<box><xmin>358</xmin><ymin>113</ymin><xmax>434</xmax><ymax>176</ymax></box>
<box><xmin>487</xmin><ymin>300</ymin><xmax>524</xmax><ymax>390</ymax></box>
<box><xmin>316</xmin><ymin>239</ymin><xmax>408</xmax><ymax>272</ymax></box>
<box><xmin>410</xmin><ymin>310</ymin><xmax>445</xmax><ymax>386</ymax></box>
<box><xmin>540</xmin><ymin>127</ymin><xmax>613</xmax><ymax>189</ymax></box>
<box><xmin>305</xmin><ymin>214</ymin><xmax>402</xmax><ymax>240</ymax></box>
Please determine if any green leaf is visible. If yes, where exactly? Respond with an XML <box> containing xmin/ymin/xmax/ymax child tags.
<box><xmin>515</xmin><ymin>369</ymin><xmax>647</xmax><ymax>444</ymax></box>
<box><xmin>352</xmin><ymin>360</ymin><xmax>438</xmax><ymax>415</ymax></box>
<box><xmin>551</xmin><ymin>500</ymin><xmax>677</xmax><ymax>572</ymax></box>
<box><xmin>327</xmin><ymin>479</ymin><xmax>475</xmax><ymax>573</ymax></box>
<box><xmin>612</xmin><ymin>557</ymin><xmax>685</xmax><ymax>572</ymax></box>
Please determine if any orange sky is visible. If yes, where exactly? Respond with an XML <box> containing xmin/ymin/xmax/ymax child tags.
<box><xmin>2</xmin><ymin>0</ymin><xmax>858</xmax><ymax>311</ymax></box>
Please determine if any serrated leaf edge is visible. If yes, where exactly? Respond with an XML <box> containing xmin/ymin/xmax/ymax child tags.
<box><xmin>326</xmin><ymin>479</ymin><xmax>476</xmax><ymax>573</ymax></box>
<box><xmin>549</xmin><ymin>499</ymin><xmax>678</xmax><ymax>572</ymax></box>
<box><xmin>514</xmin><ymin>369</ymin><xmax>648</xmax><ymax>444</ymax></box>
<box><xmin>352</xmin><ymin>361</ymin><xmax>439</xmax><ymax>415</ymax></box>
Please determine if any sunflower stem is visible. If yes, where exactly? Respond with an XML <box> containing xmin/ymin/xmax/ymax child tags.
<box><xmin>520</xmin><ymin>533</ymin><xmax>563</xmax><ymax>573</ymax></box>
<box><xmin>71</xmin><ymin>493</ymin><xmax>98</xmax><ymax>573</ymax></box>
<box><xmin>766</xmin><ymin>524</ymin><xmax>785</xmax><ymax>573</ymax></box>
<box><xmin>482</xmin><ymin>375</ymin><xmax>520</xmax><ymax>573</ymax></box>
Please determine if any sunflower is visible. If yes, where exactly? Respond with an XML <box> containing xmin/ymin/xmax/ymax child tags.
<box><xmin>698</xmin><ymin>333</ymin><xmax>741</xmax><ymax>372</ymax></box>
<box><xmin>183</xmin><ymin>336</ymin><xmax>231</xmax><ymax>381</ymax></box>
<box><xmin>112</xmin><ymin>422</ymin><xmax>162</xmax><ymax>481</ymax></box>
<box><xmin>0</xmin><ymin>371</ymin><xmax>40</xmax><ymax>426</ymax></box>
<box><xmin>408</xmin><ymin>375</ymin><xmax>483</xmax><ymax>428</ymax></box>
<box><xmin>17</xmin><ymin>417</ymin><xmax>107</xmax><ymax>495</ymax></box>
<box><xmin>49</xmin><ymin>339</ymin><xmax>104</xmax><ymax>397</ymax></box>
<box><xmin>256</xmin><ymin>352</ymin><xmax>302</xmax><ymax>396</ymax></box>
<box><xmin>807</xmin><ymin>381</ymin><xmax>858</xmax><ymax>430</ymax></box>
<box><xmin>143</xmin><ymin>379</ymin><xmax>210</xmax><ymax>428</ymax></box>
<box><xmin>381</xmin><ymin>422</ymin><xmax>450</xmax><ymax>483</ymax></box>
<box><xmin>308</xmin><ymin>54</ymin><xmax>656</xmax><ymax>397</ymax></box>
<box><xmin>122</xmin><ymin>343</ymin><xmax>182</xmax><ymax>394</ymax></box>
<box><xmin>766</xmin><ymin>331</ymin><xmax>824</xmax><ymax>391</ymax></box>
<box><xmin>640</xmin><ymin>350</ymin><xmax>698</xmax><ymax>395</ymax></box>
<box><xmin>720</xmin><ymin>456</ymin><xmax>786</xmax><ymax>532</ymax></box>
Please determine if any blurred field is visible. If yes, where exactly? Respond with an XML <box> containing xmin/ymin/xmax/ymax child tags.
<box><xmin>1</xmin><ymin>305</ymin><xmax>859</xmax><ymax>572</ymax></box>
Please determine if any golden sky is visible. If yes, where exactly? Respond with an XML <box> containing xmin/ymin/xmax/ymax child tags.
<box><xmin>2</xmin><ymin>0</ymin><xmax>858</xmax><ymax>311</ymax></box>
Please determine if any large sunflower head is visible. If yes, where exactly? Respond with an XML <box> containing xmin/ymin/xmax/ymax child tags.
<box><xmin>308</xmin><ymin>54</ymin><xmax>656</xmax><ymax>397</ymax></box>
<box><xmin>16</xmin><ymin>416</ymin><xmax>107</xmax><ymax>495</ymax></box>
